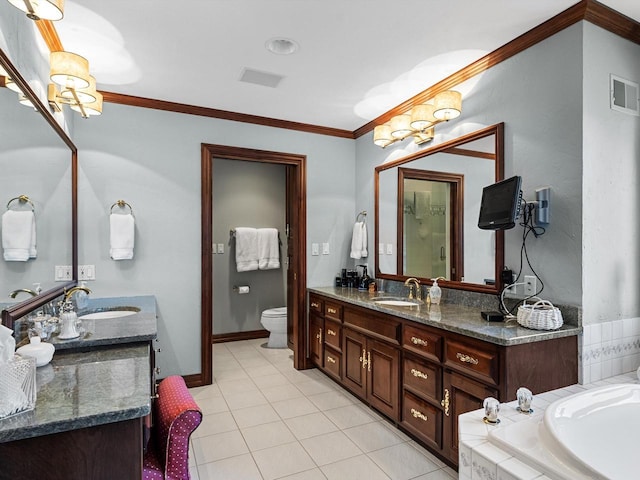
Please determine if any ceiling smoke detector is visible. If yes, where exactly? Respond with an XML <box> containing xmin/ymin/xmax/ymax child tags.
<box><xmin>265</xmin><ymin>37</ymin><xmax>299</xmax><ymax>55</ymax></box>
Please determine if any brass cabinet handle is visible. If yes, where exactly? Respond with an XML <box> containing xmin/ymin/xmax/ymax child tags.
<box><xmin>327</xmin><ymin>329</ymin><xmax>337</xmax><ymax>336</ymax></box>
<box><xmin>360</xmin><ymin>349</ymin><xmax>368</xmax><ymax>369</ymax></box>
<box><xmin>367</xmin><ymin>351</ymin><xmax>371</xmax><ymax>372</ymax></box>
<box><xmin>326</xmin><ymin>355</ymin><xmax>336</xmax><ymax>364</ymax></box>
<box><xmin>411</xmin><ymin>408</ymin><xmax>428</xmax><ymax>422</ymax></box>
<box><xmin>441</xmin><ymin>388</ymin><xmax>450</xmax><ymax>416</ymax></box>
<box><xmin>456</xmin><ymin>352</ymin><xmax>479</xmax><ymax>365</ymax></box>
<box><xmin>411</xmin><ymin>336</ymin><xmax>428</xmax><ymax>347</ymax></box>
<box><xmin>311</xmin><ymin>301</ymin><xmax>320</xmax><ymax>308</ymax></box>
<box><xmin>410</xmin><ymin>368</ymin><xmax>428</xmax><ymax>380</ymax></box>
<box><xmin>327</xmin><ymin>307</ymin><xmax>337</xmax><ymax>314</ymax></box>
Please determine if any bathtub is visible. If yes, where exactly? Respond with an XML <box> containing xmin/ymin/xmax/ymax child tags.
<box><xmin>489</xmin><ymin>383</ymin><xmax>640</xmax><ymax>480</ymax></box>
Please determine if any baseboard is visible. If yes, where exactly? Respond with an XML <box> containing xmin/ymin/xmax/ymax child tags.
<box><xmin>212</xmin><ymin>329</ymin><xmax>269</xmax><ymax>344</ymax></box>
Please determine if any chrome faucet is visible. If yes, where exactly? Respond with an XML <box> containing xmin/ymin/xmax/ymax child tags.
<box><xmin>9</xmin><ymin>288</ymin><xmax>38</xmax><ymax>298</ymax></box>
<box><xmin>404</xmin><ymin>277</ymin><xmax>421</xmax><ymax>300</ymax></box>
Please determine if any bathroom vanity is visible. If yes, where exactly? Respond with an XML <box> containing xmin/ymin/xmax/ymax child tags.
<box><xmin>308</xmin><ymin>287</ymin><xmax>579</xmax><ymax>467</ymax></box>
<box><xmin>0</xmin><ymin>296</ymin><xmax>158</xmax><ymax>480</ymax></box>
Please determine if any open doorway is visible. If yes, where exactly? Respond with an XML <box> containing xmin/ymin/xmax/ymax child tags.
<box><xmin>198</xmin><ymin>144</ymin><xmax>307</xmax><ymax>386</ymax></box>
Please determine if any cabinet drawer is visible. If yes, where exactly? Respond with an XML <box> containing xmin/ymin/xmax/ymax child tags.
<box><xmin>324</xmin><ymin>348</ymin><xmax>341</xmax><ymax>380</ymax></box>
<box><xmin>325</xmin><ymin>302</ymin><xmax>343</xmax><ymax>321</ymax></box>
<box><xmin>444</xmin><ymin>338</ymin><xmax>499</xmax><ymax>385</ymax></box>
<box><xmin>344</xmin><ymin>308</ymin><xmax>401</xmax><ymax>344</ymax></box>
<box><xmin>403</xmin><ymin>324</ymin><xmax>442</xmax><ymax>362</ymax></box>
<box><xmin>324</xmin><ymin>319</ymin><xmax>341</xmax><ymax>351</ymax></box>
<box><xmin>401</xmin><ymin>391</ymin><xmax>441</xmax><ymax>450</ymax></box>
<box><xmin>403</xmin><ymin>356</ymin><xmax>440</xmax><ymax>402</ymax></box>
<box><xmin>309</xmin><ymin>295</ymin><xmax>324</xmax><ymax>314</ymax></box>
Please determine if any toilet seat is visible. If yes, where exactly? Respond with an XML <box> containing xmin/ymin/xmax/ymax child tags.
<box><xmin>262</xmin><ymin>307</ymin><xmax>287</xmax><ymax>318</ymax></box>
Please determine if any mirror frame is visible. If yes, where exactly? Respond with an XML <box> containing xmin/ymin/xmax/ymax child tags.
<box><xmin>0</xmin><ymin>48</ymin><xmax>77</xmax><ymax>329</ymax></box>
<box><xmin>375</xmin><ymin>122</ymin><xmax>504</xmax><ymax>294</ymax></box>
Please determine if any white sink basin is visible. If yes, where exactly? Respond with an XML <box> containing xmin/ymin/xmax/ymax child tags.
<box><xmin>373</xmin><ymin>298</ymin><xmax>421</xmax><ymax>307</ymax></box>
<box><xmin>79</xmin><ymin>309</ymin><xmax>138</xmax><ymax>320</ymax></box>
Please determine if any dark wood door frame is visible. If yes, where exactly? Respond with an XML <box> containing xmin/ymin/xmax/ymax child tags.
<box><xmin>194</xmin><ymin>144</ymin><xmax>308</xmax><ymax>387</ymax></box>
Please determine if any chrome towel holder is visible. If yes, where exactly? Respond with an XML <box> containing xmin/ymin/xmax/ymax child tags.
<box><xmin>6</xmin><ymin>195</ymin><xmax>34</xmax><ymax>211</ymax></box>
<box><xmin>110</xmin><ymin>199</ymin><xmax>134</xmax><ymax>215</ymax></box>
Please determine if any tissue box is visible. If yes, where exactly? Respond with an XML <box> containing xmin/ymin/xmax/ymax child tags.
<box><xmin>0</xmin><ymin>354</ymin><xmax>36</xmax><ymax>418</ymax></box>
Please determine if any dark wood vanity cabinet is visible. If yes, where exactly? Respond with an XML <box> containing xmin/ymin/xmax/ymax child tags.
<box><xmin>307</xmin><ymin>292</ymin><xmax>577</xmax><ymax>467</ymax></box>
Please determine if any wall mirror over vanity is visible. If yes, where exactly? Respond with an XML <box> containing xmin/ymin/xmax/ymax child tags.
<box><xmin>375</xmin><ymin>123</ymin><xmax>504</xmax><ymax>293</ymax></box>
<box><xmin>0</xmin><ymin>49</ymin><xmax>78</xmax><ymax>330</ymax></box>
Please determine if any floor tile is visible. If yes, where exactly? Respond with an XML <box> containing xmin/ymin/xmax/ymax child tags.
<box><xmin>300</xmin><ymin>430</ymin><xmax>362</xmax><ymax>466</ymax></box>
<box><xmin>252</xmin><ymin>441</ymin><xmax>317</xmax><ymax>480</ymax></box>
<box><xmin>197</xmin><ymin>453</ymin><xmax>263</xmax><ymax>480</ymax></box>
<box><xmin>197</xmin><ymin>395</ymin><xmax>229</xmax><ymax>415</ymax></box>
<box><xmin>368</xmin><ymin>442</ymin><xmax>441</xmax><ymax>480</ymax></box>
<box><xmin>260</xmin><ymin>383</ymin><xmax>305</xmax><ymax>402</ymax></box>
<box><xmin>279</xmin><ymin>468</ymin><xmax>328</xmax><ymax>480</ymax></box>
<box><xmin>192</xmin><ymin>411</ymin><xmax>238</xmax><ymax>438</ymax></box>
<box><xmin>285</xmin><ymin>412</ymin><xmax>339</xmax><ymax>440</ymax></box>
<box><xmin>343</xmin><ymin>421</ymin><xmax>405</xmax><ymax>452</ymax></box>
<box><xmin>323</xmin><ymin>403</ymin><xmax>377</xmax><ymax>429</ymax></box>
<box><xmin>271</xmin><ymin>396</ymin><xmax>320</xmax><ymax>419</ymax></box>
<box><xmin>307</xmin><ymin>390</ymin><xmax>357</xmax><ymax>411</ymax></box>
<box><xmin>240</xmin><ymin>420</ymin><xmax>297</xmax><ymax>451</ymax></box>
<box><xmin>217</xmin><ymin>377</ymin><xmax>259</xmax><ymax>396</ymax></box>
<box><xmin>224</xmin><ymin>389</ymin><xmax>269</xmax><ymax>410</ymax></box>
<box><xmin>232</xmin><ymin>403</ymin><xmax>281</xmax><ymax>428</ymax></box>
<box><xmin>252</xmin><ymin>372</ymin><xmax>291</xmax><ymax>389</ymax></box>
<box><xmin>191</xmin><ymin>429</ymin><xmax>248</xmax><ymax>465</ymax></box>
<box><xmin>295</xmin><ymin>378</ymin><xmax>338</xmax><ymax>396</ymax></box>
<box><xmin>321</xmin><ymin>454</ymin><xmax>391</xmax><ymax>480</ymax></box>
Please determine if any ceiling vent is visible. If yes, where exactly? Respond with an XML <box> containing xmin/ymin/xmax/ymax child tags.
<box><xmin>239</xmin><ymin>68</ymin><xmax>284</xmax><ymax>88</ymax></box>
<box><xmin>610</xmin><ymin>74</ymin><xmax>639</xmax><ymax>116</ymax></box>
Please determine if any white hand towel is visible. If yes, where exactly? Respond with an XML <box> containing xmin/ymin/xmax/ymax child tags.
<box><xmin>235</xmin><ymin>227</ymin><xmax>259</xmax><ymax>272</ymax></box>
<box><xmin>258</xmin><ymin>228</ymin><xmax>280</xmax><ymax>270</ymax></box>
<box><xmin>110</xmin><ymin>213</ymin><xmax>135</xmax><ymax>260</ymax></box>
<box><xmin>2</xmin><ymin>210</ymin><xmax>36</xmax><ymax>262</ymax></box>
<box><xmin>350</xmin><ymin>221</ymin><xmax>368</xmax><ymax>259</ymax></box>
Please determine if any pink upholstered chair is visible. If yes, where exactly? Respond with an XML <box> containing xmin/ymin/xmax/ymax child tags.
<box><xmin>143</xmin><ymin>376</ymin><xmax>203</xmax><ymax>480</ymax></box>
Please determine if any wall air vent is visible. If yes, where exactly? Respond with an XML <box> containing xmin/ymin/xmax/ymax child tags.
<box><xmin>610</xmin><ymin>74</ymin><xmax>639</xmax><ymax>116</ymax></box>
<box><xmin>239</xmin><ymin>68</ymin><xmax>284</xmax><ymax>88</ymax></box>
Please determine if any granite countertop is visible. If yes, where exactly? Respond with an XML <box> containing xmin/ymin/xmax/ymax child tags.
<box><xmin>0</xmin><ymin>343</ymin><xmax>152</xmax><ymax>443</ymax></box>
<box><xmin>48</xmin><ymin>295</ymin><xmax>157</xmax><ymax>350</ymax></box>
<box><xmin>309</xmin><ymin>287</ymin><xmax>581</xmax><ymax>346</ymax></box>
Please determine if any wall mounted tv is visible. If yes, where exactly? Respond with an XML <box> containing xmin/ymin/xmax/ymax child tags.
<box><xmin>478</xmin><ymin>175</ymin><xmax>522</xmax><ymax>230</ymax></box>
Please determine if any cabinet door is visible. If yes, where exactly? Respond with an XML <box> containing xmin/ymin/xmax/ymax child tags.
<box><xmin>442</xmin><ymin>370</ymin><xmax>498</xmax><ymax>464</ymax></box>
<box><xmin>342</xmin><ymin>328</ymin><xmax>367</xmax><ymax>398</ymax></box>
<box><xmin>309</xmin><ymin>313</ymin><xmax>323</xmax><ymax>368</ymax></box>
<box><xmin>367</xmin><ymin>338</ymin><xmax>400</xmax><ymax>420</ymax></box>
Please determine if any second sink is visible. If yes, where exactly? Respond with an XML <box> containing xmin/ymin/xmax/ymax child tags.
<box><xmin>79</xmin><ymin>306</ymin><xmax>140</xmax><ymax>320</ymax></box>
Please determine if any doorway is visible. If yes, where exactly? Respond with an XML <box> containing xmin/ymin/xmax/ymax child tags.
<box><xmin>198</xmin><ymin>144</ymin><xmax>307</xmax><ymax>386</ymax></box>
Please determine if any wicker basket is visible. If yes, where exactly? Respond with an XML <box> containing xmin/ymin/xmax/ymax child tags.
<box><xmin>517</xmin><ymin>299</ymin><xmax>563</xmax><ymax>330</ymax></box>
<box><xmin>0</xmin><ymin>354</ymin><xmax>36</xmax><ymax>418</ymax></box>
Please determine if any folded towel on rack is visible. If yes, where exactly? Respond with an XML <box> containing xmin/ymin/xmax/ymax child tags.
<box><xmin>110</xmin><ymin>213</ymin><xmax>135</xmax><ymax>260</ymax></box>
<box><xmin>258</xmin><ymin>228</ymin><xmax>280</xmax><ymax>270</ymax></box>
<box><xmin>2</xmin><ymin>210</ymin><xmax>36</xmax><ymax>261</ymax></box>
<box><xmin>235</xmin><ymin>227</ymin><xmax>259</xmax><ymax>272</ymax></box>
<box><xmin>350</xmin><ymin>221</ymin><xmax>368</xmax><ymax>259</ymax></box>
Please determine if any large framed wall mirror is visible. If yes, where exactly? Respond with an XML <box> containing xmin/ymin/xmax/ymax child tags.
<box><xmin>0</xmin><ymin>49</ymin><xmax>77</xmax><ymax>328</ymax></box>
<box><xmin>375</xmin><ymin>123</ymin><xmax>504</xmax><ymax>293</ymax></box>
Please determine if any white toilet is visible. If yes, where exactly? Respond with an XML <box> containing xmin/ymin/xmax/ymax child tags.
<box><xmin>260</xmin><ymin>307</ymin><xmax>288</xmax><ymax>348</ymax></box>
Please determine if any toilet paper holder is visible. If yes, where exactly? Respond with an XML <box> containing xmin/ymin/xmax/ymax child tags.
<box><xmin>233</xmin><ymin>285</ymin><xmax>250</xmax><ymax>294</ymax></box>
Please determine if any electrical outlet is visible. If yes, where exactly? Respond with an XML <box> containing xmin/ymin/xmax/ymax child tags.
<box><xmin>524</xmin><ymin>275</ymin><xmax>537</xmax><ymax>296</ymax></box>
<box><xmin>504</xmin><ymin>273</ymin><xmax>517</xmax><ymax>296</ymax></box>
<box><xmin>55</xmin><ymin>265</ymin><xmax>72</xmax><ymax>281</ymax></box>
<box><xmin>79</xmin><ymin>265</ymin><xmax>96</xmax><ymax>280</ymax></box>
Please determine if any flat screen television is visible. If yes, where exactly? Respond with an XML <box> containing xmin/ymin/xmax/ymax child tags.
<box><xmin>478</xmin><ymin>175</ymin><xmax>522</xmax><ymax>230</ymax></box>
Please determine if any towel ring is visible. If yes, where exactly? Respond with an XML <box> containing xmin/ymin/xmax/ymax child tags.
<box><xmin>110</xmin><ymin>199</ymin><xmax>134</xmax><ymax>215</ymax></box>
<box><xmin>356</xmin><ymin>210</ymin><xmax>367</xmax><ymax>222</ymax></box>
<box><xmin>6</xmin><ymin>195</ymin><xmax>34</xmax><ymax>211</ymax></box>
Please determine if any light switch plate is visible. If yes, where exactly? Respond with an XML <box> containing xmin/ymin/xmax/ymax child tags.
<box><xmin>79</xmin><ymin>264</ymin><xmax>95</xmax><ymax>281</ymax></box>
<box><xmin>55</xmin><ymin>265</ymin><xmax>72</xmax><ymax>281</ymax></box>
<box><xmin>379</xmin><ymin>243</ymin><xmax>384</xmax><ymax>255</ymax></box>
<box><xmin>386</xmin><ymin>243</ymin><xmax>393</xmax><ymax>255</ymax></box>
<box><xmin>217</xmin><ymin>243</ymin><xmax>225</xmax><ymax>254</ymax></box>
<box><xmin>322</xmin><ymin>243</ymin><xmax>330</xmax><ymax>255</ymax></box>
<box><xmin>311</xmin><ymin>243</ymin><xmax>319</xmax><ymax>256</ymax></box>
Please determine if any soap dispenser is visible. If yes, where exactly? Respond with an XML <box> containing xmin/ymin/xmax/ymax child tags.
<box><xmin>428</xmin><ymin>277</ymin><xmax>443</xmax><ymax>305</ymax></box>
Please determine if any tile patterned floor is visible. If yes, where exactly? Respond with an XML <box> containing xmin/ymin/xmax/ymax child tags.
<box><xmin>188</xmin><ymin>338</ymin><xmax>458</xmax><ymax>480</ymax></box>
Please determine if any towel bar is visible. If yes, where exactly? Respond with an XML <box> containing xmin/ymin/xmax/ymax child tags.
<box><xmin>110</xmin><ymin>199</ymin><xmax>134</xmax><ymax>215</ymax></box>
<box><xmin>6</xmin><ymin>195</ymin><xmax>34</xmax><ymax>211</ymax></box>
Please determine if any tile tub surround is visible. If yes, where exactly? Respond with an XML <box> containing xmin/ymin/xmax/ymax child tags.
<box><xmin>457</xmin><ymin>370</ymin><xmax>639</xmax><ymax>480</ymax></box>
<box><xmin>580</xmin><ymin>318</ymin><xmax>640</xmax><ymax>384</ymax></box>
<box><xmin>309</xmin><ymin>287</ymin><xmax>580</xmax><ymax>347</ymax></box>
<box><xmin>0</xmin><ymin>343</ymin><xmax>152</xmax><ymax>443</ymax></box>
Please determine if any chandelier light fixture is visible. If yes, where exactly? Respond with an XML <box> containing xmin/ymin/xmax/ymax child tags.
<box><xmin>47</xmin><ymin>51</ymin><xmax>103</xmax><ymax>118</ymax></box>
<box><xmin>6</xmin><ymin>0</ymin><xmax>64</xmax><ymax>21</ymax></box>
<box><xmin>373</xmin><ymin>90</ymin><xmax>462</xmax><ymax>148</ymax></box>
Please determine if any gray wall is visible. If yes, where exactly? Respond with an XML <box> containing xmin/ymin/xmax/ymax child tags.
<box><xmin>74</xmin><ymin>103</ymin><xmax>355</xmax><ymax>377</ymax></box>
<box><xmin>212</xmin><ymin>158</ymin><xmax>286</xmax><ymax>335</ymax></box>
<box><xmin>356</xmin><ymin>23</ymin><xmax>584</xmax><ymax>306</ymax></box>
<box><xmin>582</xmin><ymin>23</ymin><xmax>640</xmax><ymax>325</ymax></box>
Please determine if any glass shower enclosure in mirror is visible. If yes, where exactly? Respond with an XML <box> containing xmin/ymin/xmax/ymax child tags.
<box><xmin>375</xmin><ymin>123</ymin><xmax>505</xmax><ymax>293</ymax></box>
<box><xmin>0</xmin><ymin>49</ymin><xmax>77</xmax><ymax>328</ymax></box>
